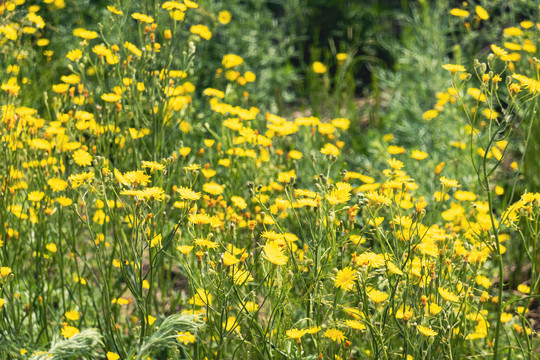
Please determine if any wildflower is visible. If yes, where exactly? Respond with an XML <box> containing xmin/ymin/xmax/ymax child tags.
<box><xmin>442</xmin><ymin>64</ymin><xmax>466</xmax><ymax>73</ymax></box>
<box><xmin>231</xmin><ymin>196</ymin><xmax>247</xmax><ymax>209</ymax></box>
<box><xmin>177</xmin><ymin>245</ymin><xmax>194</xmax><ymax>255</ymax></box>
<box><xmin>52</xmin><ymin>83</ymin><xmax>70</xmax><ymax>94</ymax></box>
<box><xmin>101</xmin><ymin>93</ymin><xmax>121</xmax><ymax>102</ymax></box>
<box><xmin>286</xmin><ymin>328</ymin><xmax>306</xmax><ymax>340</ymax></box>
<box><xmin>491</xmin><ymin>44</ymin><xmax>507</xmax><ymax>57</ymax></box>
<box><xmin>503</xmin><ymin>27</ymin><xmax>522</xmax><ymax>37</ymax></box>
<box><xmin>0</xmin><ymin>267</ymin><xmax>12</xmax><ymax>278</ymax></box>
<box><xmin>203</xmin><ymin>182</ymin><xmax>224</xmax><ymax>195</ymax></box>
<box><xmin>184</xmin><ymin>164</ymin><xmax>201</xmax><ymax>171</ymax></box>
<box><xmin>177</xmin><ymin>331</ymin><xmax>196</xmax><ymax>345</ymax></box>
<box><xmin>131</xmin><ymin>13</ymin><xmax>154</xmax><ymax>23</ymax></box>
<box><xmin>423</xmin><ymin>109</ymin><xmax>438</xmax><ymax>120</ymax></box>
<box><xmin>65</xmin><ymin>310</ymin><xmax>80</xmax><ymax>321</ymax></box>
<box><xmin>449</xmin><ymin>8</ymin><xmax>469</xmax><ymax>18</ymax></box>
<box><xmin>106</xmin><ymin>353</ymin><xmax>120</xmax><ymax>360</ymax></box>
<box><xmin>107</xmin><ymin>6</ymin><xmax>123</xmax><ymax>15</ymax></box>
<box><xmin>218</xmin><ymin>10</ymin><xmax>231</xmax><ymax>24</ymax></box>
<box><xmin>190</xmin><ymin>25</ymin><xmax>212</xmax><ymax>40</ymax></box>
<box><xmin>73</xmin><ymin>28</ymin><xmax>98</xmax><ymax>40</ymax></box>
<box><xmin>222</xmin><ymin>56</ymin><xmax>244</xmax><ymax>72</ymax></box>
<box><xmin>61</xmin><ymin>325</ymin><xmax>79</xmax><ymax>338</ymax></box>
<box><xmin>324</xmin><ymin>328</ymin><xmax>346</xmax><ymax>343</ymax></box>
<box><xmin>223</xmin><ymin>252</ymin><xmax>239</xmax><ymax>266</ymax></box>
<box><xmin>48</xmin><ymin>178</ymin><xmax>68</xmax><ymax>192</ymax></box>
<box><xmin>336</xmin><ymin>53</ymin><xmax>347</xmax><ymax>62</ymax></box>
<box><xmin>305</xmin><ymin>326</ymin><xmax>321</xmax><ymax>334</ymax></box>
<box><xmin>28</xmin><ymin>191</ymin><xmax>45</xmax><ymax>202</ymax></box>
<box><xmin>417</xmin><ymin>325</ymin><xmax>438</xmax><ymax>337</ymax></box>
<box><xmin>0</xmin><ymin>299</ymin><xmax>4</xmax><ymax>309</ymax></box>
<box><xmin>141</xmin><ymin>161</ymin><xmax>165</xmax><ymax>172</ymax></box>
<box><xmin>263</xmin><ymin>241</ymin><xmax>288</xmax><ymax>266</ymax></box>
<box><xmin>438</xmin><ymin>287</ymin><xmax>460</xmax><ymax>302</ymax></box>
<box><xmin>475</xmin><ymin>275</ymin><xmax>491</xmax><ymax>289</ymax></box>
<box><xmin>440</xmin><ymin>176</ymin><xmax>460</xmax><ymax>188</ymax></box>
<box><xmin>345</xmin><ymin>320</ymin><xmax>366</xmax><ymax>330</ymax></box>
<box><xmin>124</xmin><ymin>42</ymin><xmax>142</xmax><ymax>57</ymax></box>
<box><xmin>334</xmin><ymin>267</ymin><xmax>357</xmax><ymax>291</ymax></box>
<box><xmin>176</xmin><ymin>186</ymin><xmax>201</xmax><ymax>201</ymax></box>
<box><xmin>184</xmin><ymin>0</ymin><xmax>198</xmax><ymax>8</ymax></box>
<box><xmin>410</xmin><ymin>150</ymin><xmax>428</xmax><ymax>160</ymax></box>
<box><xmin>320</xmin><ymin>143</ymin><xmax>339</xmax><ymax>156</ymax></box>
<box><xmin>517</xmin><ymin>284</ymin><xmax>530</xmax><ymax>294</ymax></box>
<box><xmin>188</xmin><ymin>289</ymin><xmax>212</xmax><ymax>306</ymax></box>
<box><xmin>367</xmin><ymin>289</ymin><xmax>389</xmax><ymax>303</ymax></box>
<box><xmin>312</xmin><ymin>61</ymin><xmax>327</xmax><ymax>74</ymax></box>
<box><xmin>475</xmin><ymin>6</ymin><xmax>488</xmax><ymax>20</ymax></box>
<box><xmin>46</xmin><ymin>243</ymin><xmax>57</xmax><ymax>253</ymax></box>
<box><xmin>73</xmin><ymin>149</ymin><xmax>93</xmax><ymax>167</ymax></box>
<box><xmin>243</xmin><ymin>301</ymin><xmax>258</xmax><ymax>312</ymax></box>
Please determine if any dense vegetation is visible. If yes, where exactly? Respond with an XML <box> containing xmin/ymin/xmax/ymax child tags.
<box><xmin>0</xmin><ymin>0</ymin><xmax>539</xmax><ymax>359</ymax></box>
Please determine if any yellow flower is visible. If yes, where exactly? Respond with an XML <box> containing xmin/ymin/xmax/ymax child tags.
<box><xmin>286</xmin><ymin>328</ymin><xmax>306</xmax><ymax>340</ymax></box>
<box><xmin>218</xmin><ymin>10</ymin><xmax>231</xmax><ymax>25</ymax></box>
<box><xmin>101</xmin><ymin>93</ymin><xmax>122</xmax><ymax>102</ymax></box>
<box><xmin>176</xmin><ymin>186</ymin><xmax>201</xmax><ymax>201</ymax></box>
<box><xmin>475</xmin><ymin>275</ymin><xmax>492</xmax><ymax>289</ymax></box>
<box><xmin>263</xmin><ymin>241</ymin><xmax>288</xmax><ymax>266</ymax></box>
<box><xmin>177</xmin><ymin>331</ymin><xmax>196</xmax><ymax>345</ymax></box>
<box><xmin>503</xmin><ymin>27</ymin><xmax>522</xmax><ymax>37</ymax></box>
<box><xmin>0</xmin><ymin>267</ymin><xmax>12</xmax><ymax>278</ymax></box>
<box><xmin>517</xmin><ymin>284</ymin><xmax>530</xmax><ymax>294</ymax></box>
<box><xmin>73</xmin><ymin>28</ymin><xmax>98</xmax><ymax>40</ymax></box>
<box><xmin>223</xmin><ymin>252</ymin><xmax>239</xmax><ymax>266</ymax></box>
<box><xmin>475</xmin><ymin>6</ymin><xmax>488</xmax><ymax>20</ymax></box>
<box><xmin>324</xmin><ymin>328</ymin><xmax>346</xmax><ymax>343</ymax></box>
<box><xmin>106</xmin><ymin>352</ymin><xmax>120</xmax><ymax>360</ymax></box>
<box><xmin>65</xmin><ymin>310</ymin><xmax>80</xmax><ymax>321</ymax></box>
<box><xmin>491</xmin><ymin>44</ymin><xmax>507</xmax><ymax>57</ymax></box>
<box><xmin>442</xmin><ymin>64</ymin><xmax>466</xmax><ymax>73</ymax></box>
<box><xmin>141</xmin><ymin>161</ymin><xmax>165</xmax><ymax>172</ymax></box>
<box><xmin>410</xmin><ymin>150</ymin><xmax>428</xmax><ymax>160</ymax></box>
<box><xmin>345</xmin><ymin>320</ymin><xmax>366</xmax><ymax>330</ymax></box>
<box><xmin>124</xmin><ymin>41</ymin><xmax>142</xmax><ymax>57</ymax></box>
<box><xmin>61</xmin><ymin>325</ymin><xmax>79</xmax><ymax>338</ymax></box>
<box><xmin>320</xmin><ymin>143</ymin><xmax>339</xmax><ymax>156</ymax></box>
<box><xmin>203</xmin><ymin>182</ymin><xmax>224</xmax><ymax>195</ymax></box>
<box><xmin>107</xmin><ymin>6</ymin><xmax>123</xmax><ymax>15</ymax></box>
<box><xmin>52</xmin><ymin>83</ymin><xmax>69</xmax><ymax>94</ymax></box>
<box><xmin>46</xmin><ymin>243</ymin><xmax>57</xmax><ymax>253</ymax></box>
<box><xmin>73</xmin><ymin>149</ymin><xmax>93</xmax><ymax>167</ymax></box>
<box><xmin>500</xmin><ymin>312</ymin><xmax>513</xmax><ymax>323</ymax></box>
<box><xmin>48</xmin><ymin>178</ymin><xmax>68</xmax><ymax>192</ymax></box>
<box><xmin>190</xmin><ymin>25</ymin><xmax>212</xmax><ymax>40</ymax></box>
<box><xmin>422</xmin><ymin>109</ymin><xmax>438</xmax><ymax>121</ymax></box>
<box><xmin>449</xmin><ymin>8</ymin><xmax>469</xmax><ymax>18</ymax></box>
<box><xmin>367</xmin><ymin>289</ymin><xmax>389</xmax><ymax>303</ymax></box>
<box><xmin>312</xmin><ymin>61</ymin><xmax>327</xmax><ymax>74</ymax></box>
<box><xmin>334</xmin><ymin>267</ymin><xmax>357</xmax><ymax>291</ymax></box>
<box><xmin>131</xmin><ymin>12</ymin><xmax>154</xmax><ymax>23</ymax></box>
<box><xmin>438</xmin><ymin>287</ymin><xmax>460</xmax><ymax>302</ymax></box>
<box><xmin>28</xmin><ymin>191</ymin><xmax>45</xmax><ymax>202</ymax></box>
<box><xmin>177</xmin><ymin>245</ymin><xmax>194</xmax><ymax>255</ymax></box>
<box><xmin>417</xmin><ymin>325</ymin><xmax>438</xmax><ymax>337</ymax></box>
<box><xmin>440</xmin><ymin>176</ymin><xmax>460</xmax><ymax>188</ymax></box>
<box><xmin>222</xmin><ymin>54</ymin><xmax>244</xmax><ymax>68</ymax></box>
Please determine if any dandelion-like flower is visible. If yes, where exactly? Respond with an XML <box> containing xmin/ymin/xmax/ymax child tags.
<box><xmin>334</xmin><ymin>267</ymin><xmax>357</xmax><ymax>291</ymax></box>
<box><xmin>324</xmin><ymin>328</ymin><xmax>346</xmax><ymax>343</ymax></box>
